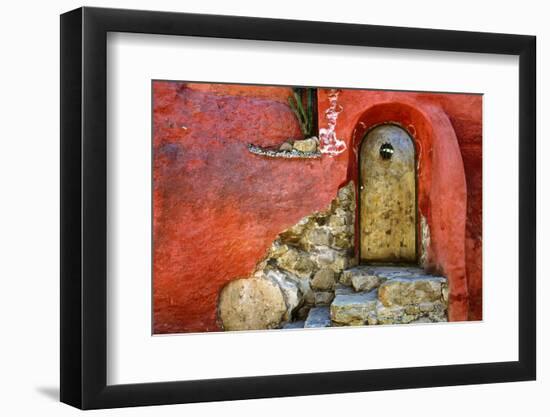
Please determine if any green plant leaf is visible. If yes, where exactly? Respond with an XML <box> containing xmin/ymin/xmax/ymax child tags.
<box><xmin>288</xmin><ymin>87</ymin><xmax>316</xmax><ymax>138</ymax></box>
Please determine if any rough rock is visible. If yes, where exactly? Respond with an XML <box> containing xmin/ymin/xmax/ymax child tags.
<box><xmin>327</xmin><ymin>213</ymin><xmax>347</xmax><ymax>229</ymax></box>
<box><xmin>373</xmin><ymin>300</ymin><xmax>447</xmax><ymax>325</ymax></box>
<box><xmin>278</xmin><ymin>218</ymin><xmax>310</xmax><ymax>245</ymax></box>
<box><xmin>311</xmin><ymin>268</ymin><xmax>336</xmax><ymax>291</ymax></box>
<box><xmin>267</xmin><ymin>240</ymin><xmax>289</xmax><ymax>258</ymax></box>
<box><xmin>442</xmin><ymin>284</ymin><xmax>449</xmax><ymax>303</ymax></box>
<box><xmin>336</xmin><ymin>182</ymin><xmax>355</xmax><ymax>208</ymax></box>
<box><xmin>378</xmin><ymin>276</ymin><xmax>446</xmax><ymax>307</ymax></box>
<box><xmin>293</xmin><ymin>138</ymin><xmax>318</xmax><ymax>153</ymax></box>
<box><xmin>279</xmin><ymin>141</ymin><xmax>294</xmax><ymax>151</ymax></box>
<box><xmin>276</xmin><ymin>246</ymin><xmax>316</xmax><ymax>278</ymax></box>
<box><xmin>301</xmin><ymin>281</ymin><xmax>315</xmax><ymax>305</ymax></box>
<box><xmin>311</xmin><ymin>246</ymin><xmax>350</xmax><ymax>272</ymax></box>
<box><xmin>339</xmin><ymin>270</ymin><xmax>352</xmax><ymax>286</ymax></box>
<box><xmin>351</xmin><ymin>274</ymin><xmax>381</xmax><ymax>292</ymax></box>
<box><xmin>218</xmin><ymin>278</ymin><xmax>287</xmax><ymax>331</ymax></box>
<box><xmin>314</xmin><ymin>291</ymin><xmax>334</xmax><ymax>306</ymax></box>
<box><xmin>341</xmin><ymin>266</ymin><xmax>386</xmax><ymax>291</ymax></box>
<box><xmin>331</xmin><ymin>233</ymin><xmax>353</xmax><ymax>250</ymax></box>
<box><xmin>263</xmin><ymin>268</ymin><xmax>302</xmax><ymax>320</ymax></box>
<box><xmin>304</xmin><ymin>227</ymin><xmax>333</xmax><ymax>248</ymax></box>
<box><xmin>330</xmin><ymin>289</ymin><xmax>378</xmax><ymax>326</ymax></box>
<box><xmin>277</xmin><ymin>181</ymin><xmax>355</xmax><ymax>255</ymax></box>
<box><xmin>304</xmin><ymin>307</ymin><xmax>331</xmax><ymax>328</ymax></box>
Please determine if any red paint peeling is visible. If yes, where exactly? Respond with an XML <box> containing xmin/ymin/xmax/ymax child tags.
<box><xmin>153</xmin><ymin>82</ymin><xmax>482</xmax><ymax>333</ymax></box>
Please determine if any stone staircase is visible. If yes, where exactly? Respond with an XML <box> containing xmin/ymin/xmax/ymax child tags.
<box><xmin>283</xmin><ymin>265</ymin><xmax>449</xmax><ymax>329</ymax></box>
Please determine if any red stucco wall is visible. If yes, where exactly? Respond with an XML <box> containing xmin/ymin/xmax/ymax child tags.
<box><xmin>153</xmin><ymin>82</ymin><xmax>482</xmax><ymax>333</ymax></box>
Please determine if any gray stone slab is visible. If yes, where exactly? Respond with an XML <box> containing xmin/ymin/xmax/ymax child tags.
<box><xmin>384</xmin><ymin>275</ymin><xmax>447</xmax><ymax>283</ymax></box>
<box><xmin>340</xmin><ymin>265</ymin><xmax>426</xmax><ymax>289</ymax></box>
<box><xmin>339</xmin><ymin>266</ymin><xmax>364</xmax><ymax>286</ymax></box>
<box><xmin>335</xmin><ymin>283</ymin><xmax>354</xmax><ymax>296</ymax></box>
<box><xmin>304</xmin><ymin>307</ymin><xmax>332</xmax><ymax>328</ymax></box>
<box><xmin>330</xmin><ymin>289</ymin><xmax>378</xmax><ymax>325</ymax></box>
<box><xmin>366</xmin><ymin>266</ymin><xmax>426</xmax><ymax>279</ymax></box>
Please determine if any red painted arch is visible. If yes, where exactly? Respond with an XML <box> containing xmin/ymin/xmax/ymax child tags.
<box><xmin>346</xmin><ymin>102</ymin><xmax>469</xmax><ymax>321</ymax></box>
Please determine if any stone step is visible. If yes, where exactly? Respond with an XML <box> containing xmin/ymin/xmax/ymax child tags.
<box><xmin>335</xmin><ymin>283</ymin><xmax>355</xmax><ymax>296</ymax></box>
<box><xmin>374</xmin><ymin>300</ymin><xmax>447</xmax><ymax>325</ymax></box>
<box><xmin>333</xmin><ymin>266</ymin><xmax>448</xmax><ymax>326</ymax></box>
<box><xmin>282</xmin><ymin>266</ymin><xmax>449</xmax><ymax>329</ymax></box>
<box><xmin>304</xmin><ymin>306</ymin><xmax>332</xmax><ymax>328</ymax></box>
<box><xmin>378</xmin><ymin>275</ymin><xmax>447</xmax><ymax>307</ymax></box>
<box><xmin>330</xmin><ymin>289</ymin><xmax>378</xmax><ymax>326</ymax></box>
<box><xmin>340</xmin><ymin>265</ymin><xmax>425</xmax><ymax>291</ymax></box>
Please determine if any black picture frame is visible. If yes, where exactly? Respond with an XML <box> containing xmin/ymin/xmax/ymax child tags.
<box><xmin>60</xmin><ymin>6</ymin><xmax>536</xmax><ymax>410</ymax></box>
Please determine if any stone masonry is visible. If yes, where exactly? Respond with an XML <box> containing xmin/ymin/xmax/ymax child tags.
<box><xmin>217</xmin><ymin>181</ymin><xmax>448</xmax><ymax>331</ymax></box>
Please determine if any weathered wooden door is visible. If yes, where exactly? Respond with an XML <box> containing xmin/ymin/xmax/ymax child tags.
<box><xmin>359</xmin><ymin>125</ymin><xmax>416</xmax><ymax>263</ymax></box>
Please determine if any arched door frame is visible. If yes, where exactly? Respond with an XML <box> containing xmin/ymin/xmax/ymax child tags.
<box><xmin>358</xmin><ymin>123</ymin><xmax>418</xmax><ymax>264</ymax></box>
<box><xmin>346</xmin><ymin>102</ymin><xmax>469</xmax><ymax>321</ymax></box>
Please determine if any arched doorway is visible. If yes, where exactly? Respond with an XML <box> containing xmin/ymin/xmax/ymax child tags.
<box><xmin>349</xmin><ymin>102</ymin><xmax>469</xmax><ymax>320</ymax></box>
<box><xmin>359</xmin><ymin>124</ymin><xmax>416</xmax><ymax>263</ymax></box>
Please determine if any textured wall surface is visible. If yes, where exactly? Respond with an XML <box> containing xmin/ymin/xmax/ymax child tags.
<box><xmin>153</xmin><ymin>82</ymin><xmax>343</xmax><ymax>333</ymax></box>
<box><xmin>153</xmin><ymin>82</ymin><xmax>482</xmax><ymax>333</ymax></box>
<box><xmin>217</xmin><ymin>182</ymin><xmax>356</xmax><ymax>331</ymax></box>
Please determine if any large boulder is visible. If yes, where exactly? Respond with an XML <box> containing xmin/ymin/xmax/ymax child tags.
<box><xmin>218</xmin><ymin>278</ymin><xmax>287</xmax><ymax>331</ymax></box>
<box><xmin>262</xmin><ymin>268</ymin><xmax>302</xmax><ymax>321</ymax></box>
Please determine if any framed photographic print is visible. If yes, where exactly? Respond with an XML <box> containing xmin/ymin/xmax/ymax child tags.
<box><xmin>60</xmin><ymin>6</ymin><xmax>536</xmax><ymax>409</ymax></box>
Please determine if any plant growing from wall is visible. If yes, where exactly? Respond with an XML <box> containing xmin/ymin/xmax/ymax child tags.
<box><xmin>288</xmin><ymin>88</ymin><xmax>316</xmax><ymax>138</ymax></box>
